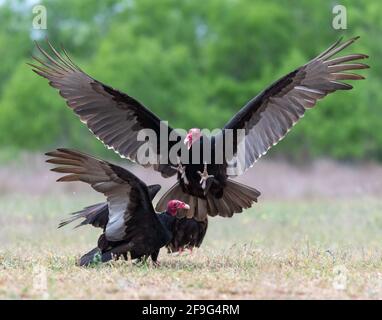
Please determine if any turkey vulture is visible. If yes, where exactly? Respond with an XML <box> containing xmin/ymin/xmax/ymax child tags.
<box><xmin>167</xmin><ymin>217</ymin><xmax>208</xmax><ymax>253</ymax></box>
<box><xmin>59</xmin><ymin>197</ymin><xmax>208</xmax><ymax>253</ymax></box>
<box><xmin>45</xmin><ymin>148</ymin><xmax>191</xmax><ymax>266</ymax></box>
<box><xmin>31</xmin><ymin>37</ymin><xmax>368</xmax><ymax>221</ymax></box>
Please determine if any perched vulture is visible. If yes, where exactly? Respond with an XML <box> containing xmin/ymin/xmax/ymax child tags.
<box><xmin>45</xmin><ymin>148</ymin><xmax>192</xmax><ymax>266</ymax></box>
<box><xmin>31</xmin><ymin>37</ymin><xmax>368</xmax><ymax>222</ymax></box>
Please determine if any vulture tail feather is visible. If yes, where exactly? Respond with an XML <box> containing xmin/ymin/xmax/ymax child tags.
<box><xmin>155</xmin><ymin>180</ymin><xmax>260</xmax><ymax>220</ymax></box>
<box><xmin>77</xmin><ymin>247</ymin><xmax>103</xmax><ymax>267</ymax></box>
<box><xmin>77</xmin><ymin>247</ymin><xmax>116</xmax><ymax>267</ymax></box>
<box><xmin>209</xmin><ymin>179</ymin><xmax>261</xmax><ymax>217</ymax></box>
<box><xmin>58</xmin><ymin>202</ymin><xmax>108</xmax><ymax>229</ymax></box>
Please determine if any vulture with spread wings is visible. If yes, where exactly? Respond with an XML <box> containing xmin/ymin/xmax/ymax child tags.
<box><xmin>45</xmin><ymin>148</ymin><xmax>191</xmax><ymax>266</ymax></box>
<box><xmin>31</xmin><ymin>37</ymin><xmax>368</xmax><ymax>221</ymax></box>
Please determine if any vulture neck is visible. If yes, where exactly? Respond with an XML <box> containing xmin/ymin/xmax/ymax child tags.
<box><xmin>166</xmin><ymin>207</ymin><xmax>177</xmax><ymax>216</ymax></box>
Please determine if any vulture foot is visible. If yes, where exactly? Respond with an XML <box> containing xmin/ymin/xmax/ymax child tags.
<box><xmin>197</xmin><ymin>163</ymin><xmax>214</xmax><ymax>191</ymax></box>
<box><xmin>171</xmin><ymin>156</ymin><xmax>189</xmax><ymax>185</ymax></box>
<box><xmin>152</xmin><ymin>260</ymin><xmax>161</xmax><ymax>267</ymax></box>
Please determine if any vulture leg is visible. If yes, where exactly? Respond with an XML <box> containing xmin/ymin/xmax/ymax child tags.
<box><xmin>151</xmin><ymin>249</ymin><xmax>159</xmax><ymax>262</ymax></box>
<box><xmin>151</xmin><ymin>250</ymin><xmax>161</xmax><ymax>267</ymax></box>
<box><xmin>197</xmin><ymin>163</ymin><xmax>214</xmax><ymax>190</ymax></box>
<box><xmin>171</xmin><ymin>156</ymin><xmax>188</xmax><ymax>185</ymax></box>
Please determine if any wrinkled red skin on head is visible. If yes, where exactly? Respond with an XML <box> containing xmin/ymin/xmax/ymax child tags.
<box><xmin>167</xmin><ymin>200</ymin><xmax>188</xmax><ymax>216</ymax></box>
<box><xmin>184</xmin><ymin>128</ymin><xmax>201</xmax><ymax>150</ymax></box>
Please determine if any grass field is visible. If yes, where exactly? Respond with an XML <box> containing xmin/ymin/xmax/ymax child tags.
<box><xmin>1</xmin><ymin>192</ymin><xmax>382</xmax><ymax>299</ymax></box>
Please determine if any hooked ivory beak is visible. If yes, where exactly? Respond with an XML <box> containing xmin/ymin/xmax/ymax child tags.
<box><xmin>183</xmin><ymin>204</ymin><xmax>190</xmax><ymax>210</ymax></box>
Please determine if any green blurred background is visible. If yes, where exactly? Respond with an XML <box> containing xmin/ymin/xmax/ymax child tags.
<box><xmin>0</xmin><ymin>0</ymin><xmax>380</xmax><ymax>161</ymax></box>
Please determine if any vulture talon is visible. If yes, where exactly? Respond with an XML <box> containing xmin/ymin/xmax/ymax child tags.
<box><xmin>197</xmin><ymin>163</ymin><xmax>214</xmax><ymax>190</ymax></box>
<box><xmin>171</xmin><ymin>156</ymin><xmax>189</xmax><ymax>185</ymax></box>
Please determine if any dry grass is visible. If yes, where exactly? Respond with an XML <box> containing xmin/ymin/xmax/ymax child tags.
<box><xmin>1</xmin><ymin>193</ymin><xmax>382</xmax><ymax>299</ymax></box>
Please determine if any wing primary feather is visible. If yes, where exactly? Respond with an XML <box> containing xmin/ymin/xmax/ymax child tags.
<box><xmin>314</xmin><ymin>37</ymin><xmax>343</xmax><ymax>60</ymax></box>
<box><xmin>46</xmin><ymin>40</ymin><xmax>77</xmax><ymax>72</ymax></box>
<box><xmin>319</xmin><ymin>36</ymin><xmax>360</xmax><ymax>61</ymax></box>
<box><xmin>35</xmin><ymin>41</ymin><xmax>69</xmax><ymax>72</ymax></box>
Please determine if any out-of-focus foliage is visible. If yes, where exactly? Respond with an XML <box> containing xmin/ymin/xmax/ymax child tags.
<box><xmin>0</xmin><ymin>0</ymin><xmax>380</xmax><ymax>160</ymax></box>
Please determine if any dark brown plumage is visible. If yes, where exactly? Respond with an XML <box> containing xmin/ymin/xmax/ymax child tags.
<box><xmin>32</xmin><ymin>37</ymin><xmax>368</xmax><ymax>222</ymax></box>
<box><xmin>167</xmin><ymin>217</ymin><xmax>208</xmax><ymax>253</ymax></box>
<box><xmin>60</xmin><ymin>201</ymin><xmax>208</xmax><ymax>254</ymax></box>
<box><xmin>220</xmin><ymin>37</ymin><xmax>369</xmax><ymax>167</ymax></box>
<box><xmin>46</xmin><ymin>148</ymin><xmax>188</xmax><ymax>266</ymax></box>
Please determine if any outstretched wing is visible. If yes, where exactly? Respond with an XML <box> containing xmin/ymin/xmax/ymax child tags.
<box><xmin>31</xmin><ymin>41</ymin><xmax>183</xmax><ymax>178</ymax></box>
<box><xmin>220</xmin><ymin>37</ymin><xmax>369</xmax><ymax>175</ymax></box>
<box><xmin>46</xmin><ymin>148</ymin><xmax>167</xmax><ymax>245</ymax></box>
